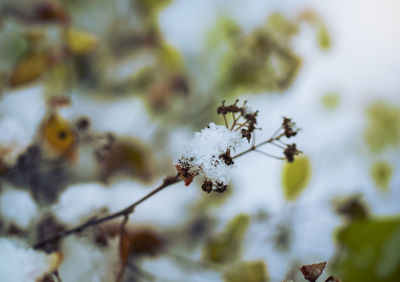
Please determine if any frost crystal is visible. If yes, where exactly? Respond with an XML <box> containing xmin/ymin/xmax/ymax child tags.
<box><xmin>175</xmin><ymin>122</ymin><xmax>243</xmax><ymax>189</ymax></box>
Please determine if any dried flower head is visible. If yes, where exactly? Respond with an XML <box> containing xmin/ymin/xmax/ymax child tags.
<box><xmin>175</xmin><ymin>122</ymin><xmax>244</xmax><ymax>192</ymax></box>
<box><xmin>175</xmin><ymin>100</ymin><xmax>302</xmax><ymax>192</ymax></box>
<box><xmin>217</xmin><ymin>99</ymin><xmax>258</xmax><ymax>142</ymax></box>
<box><xmin>282</xmin><ymin>117</ymin><xmax>299</xmax><ymax>138</ymax></box>
<box><xmin>284</xmin><ymin>143</ymin><xmax>301</xmax><ymax>162</ymax></box>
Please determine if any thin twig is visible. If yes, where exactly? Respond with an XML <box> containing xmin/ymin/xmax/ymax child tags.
<box><xmin>33</xmin><ymin>174</ymin><xmax>181</xmax><ymax>249</ymax></box>
<box><xmin>223</xmin><ymin>114</ymin><xmax>228</xmax><ymax>129</ymax></box>
<box><xmin>232</xmin><ymin>131</ymin><xmax>285</xmax><ymax>159</ymax></box>
<box><xmin>254</xmin><ymin>149</ymin><xmax>285</xmax><ymax>160</ymax></box>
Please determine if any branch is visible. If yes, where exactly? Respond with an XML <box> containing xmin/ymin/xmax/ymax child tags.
<box><xmin>33</xmin><ymin>128</ymin><xmax>293</xmax><ymax>250</ymax></box>
<box><xmin>33</xmin><ymin>174</ymin><xmax>181</xmax><ymax>250</ymax></box>
<box><xmin>232</xmin><ymin>133</ymin><xmax>285</xmax><ymax>160</ymax></box>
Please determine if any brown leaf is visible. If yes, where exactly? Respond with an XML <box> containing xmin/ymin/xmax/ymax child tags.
<box><xmin>129</xmin><ymin>229</ymin><xmax>165</xmax><ymax>257</ymax></box>
<box><xmin>325</xmin><ymin>275</ymin><xmax>341</xmax><ymax>282</ymax></box>
<box><xmin>118</xmin><ymin>227</ymin><xmax>164</xmax><ymax>263</ymax></box>
<box><xmin>34</xmin><ymin>1</ymin><xmax>68</xmax><ymax>24</ymax></box>
<box><xmin>2</xmin><ymin>1</ymin><xmax>68</xmax><ymax>24</ymax></box>
<box><xmin>48</xmin><ymin>96</ymin><xmax>71</xmax><ymax>108</ymax></box>
<box><xmin>9</xmin><ymin>53</ymin><xmax>48</xmax><ymax>87</ymax></box>
<box><xmin>119</xmin><ymin>228</ymin><xmax>132</xmax><ymax>266</ymax></box>
<box><xmin>100</xmin><ymin>138</ymin><xmax>154</xmax><ymax>183</ymax></box>
<box><xmin>299</xmin><ymin>261</ymin><xmax>326</xmax><ymax>282</ymax></box>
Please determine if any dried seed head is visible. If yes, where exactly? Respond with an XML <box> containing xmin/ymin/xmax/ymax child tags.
<box><xmin>217</xmin><ymin>100</ymin><xmax>258</xmax><ymax>142</ymax></box>
<box><xmin>284</xmin><ymin>143</ymin><xmax>301</xmax><ymax>162</ymax></box>
<box><xmin>282</xmin><ymin>117</ymin><xmax>299</xmax><ymax>138</ymax></box>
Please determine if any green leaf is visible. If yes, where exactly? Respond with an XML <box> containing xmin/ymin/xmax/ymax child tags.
<box><xmin>299</xmin><ymin>9</ymin><xmax>332</xmax><ymax>51</ymax></box>
<box><xmin>321</xmin><ymin>92</ymin><xmax>340</xmax><ymax>110</ymax></box>
<box><xmin>223</xmin><ymin>260</ymin><xmax>268</xmax><ymax>282</ymax></box>
<box><xmin>371</xmin><ymin>161</ymin><xmax>392</xmax><ymax>191</ymax></box>
<box><xmin>282</xmin><ymin>156</ymin><xmax>311</xmax><ymax>201</ymax></box>
<box><xmin>317</xmin><ymin>26</ymin><xmax>331</xmax><ymax>50</ymax></box>
<box><xmin>334</xmin><ymin>216</ymin><xmax>400</xmax><ymax>282</ymax></box>
<box><xmin>220</xmin><ymin>18</ymin><xmax>302</xmax><ymax>95</ymax></box>
<box><xmin>267</xmin><ymin>13</ymin><xmax>299</xmax><ymax>42</ymax></box>
<box><xmin>203</xmin><ymin>214</ymin><xmax>250</xmax><ymax>264</ymax></box>
<box><xmin>364</xmin><ymin>102</ymin><xmax>400</xmax><ymax>153</ymax></box>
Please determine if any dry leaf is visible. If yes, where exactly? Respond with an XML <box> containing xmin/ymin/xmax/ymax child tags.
<box><xmin>38</xmin><ymin>112</ymin><xmax>77</xmax><ymax>161</ymax></box>
<box><xmin>119</xmin><ymin>228</ymin><xmax>131</xmax><ymax>266</ymax></box>
<box><xmin>100</xmin><ymin>138</ymin><xmax>154</xmax><ymax>182</ymax></box>
<box><xmin>9</xmin><ymin>53</ymin><xmax>48</xmax><ymax>87</ymax></box>
<box><xmin>33</xmin><ymin>1</ymin><xmax>68</xmax><ymax>24</ymax></box>
<box><xmin>299</xmin><ymin>261</ymin><xmax>326</xmax><ymax>282</ymax></box>
<box><xmin>118</xmin><ymin>227</ymin><xmax>164</xmax><ymax>267</ymax></box>
<box><xmin>325</xmin><ymin>275</ymin><xmax>341</xmax><ymax>282</ymax></box>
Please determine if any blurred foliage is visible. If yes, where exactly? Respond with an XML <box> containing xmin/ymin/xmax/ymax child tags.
<box><xmin>223</xmin><ymin>260</ymin><xmax>268</xmax><ymax>282</ymax></box>
<box><xmin>335</xmin><ymin>196</ymin><xmax>369</xmax><ymax>221</ymax></box>
<box><xmin>321</xmin><ymin>92</ymin><xmax>340</xmax><ymax>110</ymax></box>
<box><xmin>299</xmin><ymin>9</ymin><xmax>332</xmax><ymax>51</ymax></box>
<box><xmin>219</xmin><ymin>14</ymin><xmax>302</xmax><ymax>95</ymax></box>
<box><xmin>317</xmin><ymin>26</ymin><xmax>331</xmax><ymax>50</ymax></box>
<box><xmin>364</xmin><ymin>102</ymin><xmax>400</xmax><ymax>153</ymax></box>
<box><xmin>370</xmin><ymin>161</ymin><xmax>392</xmax><ymax>192</ymax></box>
<box><xmin>9</xmin><ymin>52</ymin><xmax>48</xmax><ymax>87</ymax></box>
<box><xmin>119</xmin><ymin>227</ymin><xmax>164</xmax><ymax>260</ymax></box>
<box><xmin>282</xmin><ymin>156</ymin><xmax>311</xmax><ymax>201</ymax></box>
<box><xmin>268</xmin><ymin>13</ymin><xmax>299</xmax><ymax>42</ymax></box>
<box><xmin>0</xmin><ymin>1</ymin><xmax>344</xmax><ymax>281</ymax></box>
<box><xmin>99</xmin><ymin>137</ymin><xmax>155</xmax><ymax>183</ymax></box>
<box><xmin>65</xmin><ymin>28</ymin><xmax>98</xmax><ymax>55</ymax></box>
<box><xmin>334</xmin><ymin>216</ymin><xmax>400</xmax><ymax>282</ymax></box>
<box><xmin>203</xmin><ymin>214</ymin><xmax>250</xmax><ymax>264</ymax></box>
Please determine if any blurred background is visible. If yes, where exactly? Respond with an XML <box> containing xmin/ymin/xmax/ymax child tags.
<box><xmin>0</xmin><ymin>0</ymin><xmax>399</xmax><ymax>281</ymax></box>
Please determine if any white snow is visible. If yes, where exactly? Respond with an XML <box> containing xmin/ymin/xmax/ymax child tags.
<box><xmin>0</xmin><ymin>238</ymin><xmax>56</xmax><ymax>282</ymax></box>
<box><xmin>0</xmin><ymin>188</ymin><xmax>40</xmax><ymax>229</ymax></box>
<box><xmin>52</xmin><ymin>179</ymin><xmax>196</xmax><ymax>227</ymax></box>
<box><xmin>58</xmin><ymin>236</ymin><xmax>120</xmax><ymax>282</ymax></box>
<box><xmin>175</xmin><ymin>122</ymin><xmax>244</xmax><ymax>186</ymax></box>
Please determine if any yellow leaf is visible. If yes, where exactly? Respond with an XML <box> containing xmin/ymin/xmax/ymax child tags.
<box><xmin>317</xmin><ymin>26</ymin><xmax>331</xmax><ymax>50</ymax></box>
<box><xmin>39</xmin><ymin>113</ymin><xmax>77</xmax><ymax>160</ymax></box>
<box><xmin>282</xmin><ymin>156</ymin><xmax>311</xmax><ymax>201</ymax></box>
<box><xmin>66</xmin><ymin>28</ymin><xmax>98</xmax><ymax>55</ymax></box>
<box><xmin>224</xmin><ymin>260</ymin><xmax>268</xmax><ymax>282</ymax></box>
<box><xmin>364</xmin><ymin>102</ymin><xmax>400</xmax><ymax>153</ymax></box>
<box><xmin>321</xmin><ymin>92</ymin><xmax>340</xmax><ymax>110</ymax></box>
<box><xmin>9</xmin><ymin>53</ymin><xmax>48</xmax><ymax>87</ymax></box>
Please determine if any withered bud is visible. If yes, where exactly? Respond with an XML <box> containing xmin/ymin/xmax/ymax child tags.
<box><xmin>282</xmin><ymin>117</ymin><xmax>298</xmax><ymax>138</ymax></box>
<box><xmin>214</xmin><ymin>182</ymin><xmax>228</xmax><ymax>193</ymax></box>
<box><xmin>202</xmin><ymin>180</ymin><xmax>213</xmax><ymax>193</ymax></box>
<box><xmin>284</xmin><ymin>143</ymin><xmax>300</xmax><ymax>162</ymax></box>
<box><xmin>241</xmin><ymin>128</ymin><xmax>252</xmax><ymax>142</ymax></box>
<box><xmin>176</xmin><ymin>159</ymin><xmax>198</xmax><ymax>186</ymax></box>
<box><xmin>75</xmin><ymin>117</ymin><xmax>90</xmax><ymax>131</ymax></box>
<box><xmin>217</xmin><ymin>99</ymin><xmax>247</xmax><ymax>115</ymax></box>
<box><xmin>219</xmin><ymin>149</ymin><xmax>234</xmax><ymax>166</ymax></box>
